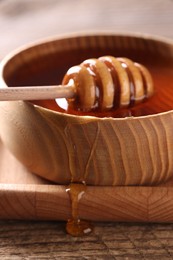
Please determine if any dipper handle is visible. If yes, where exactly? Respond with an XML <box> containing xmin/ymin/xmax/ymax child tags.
<box><xmin>0</xmin><ymin>84</ymin><xmax>75</xmax><ymax>101</ymax></box>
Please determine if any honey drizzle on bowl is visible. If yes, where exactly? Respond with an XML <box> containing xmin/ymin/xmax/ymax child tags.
<box><xmin>7</xmin><ymin>46</ymin><xmax>173</xmax><ymax>235</ymax></box>
<box><xmin>66</xmin><ymin>183</ymin><xmax>93</xmax><ymax>236</ymax></box>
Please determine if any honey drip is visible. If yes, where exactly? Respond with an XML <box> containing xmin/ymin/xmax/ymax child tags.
<box><xmin>66</xmin><ymin>183</ymin><xmax>93</xmax><ymax>236</ymax></box>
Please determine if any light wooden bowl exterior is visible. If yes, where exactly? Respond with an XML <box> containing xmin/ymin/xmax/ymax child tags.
<box><xmin>0</xmin><ymin>33</ymin><xmax>173</xmax><ymax>186</ymax></box>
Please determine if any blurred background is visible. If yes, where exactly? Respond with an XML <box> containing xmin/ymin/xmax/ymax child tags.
<box><xmin>0</xmin><ymin>0</ymin><xmax>173</xmax><ymax>59</ymax></box>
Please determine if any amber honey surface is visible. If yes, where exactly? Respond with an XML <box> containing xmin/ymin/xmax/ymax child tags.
<box><xmin>38</xmin><ymin>66</ymin><xmax>173</xmax><ymax>118</ymax></box>
<box><xmin>7</xmin><ymin>48</ymin><xmax>173</xmax><ymax>118</ymax></box>
<box><xmin>4</xmin><ymin>43</ymin><xmax>173</xmax><ymax>236</ymax></box>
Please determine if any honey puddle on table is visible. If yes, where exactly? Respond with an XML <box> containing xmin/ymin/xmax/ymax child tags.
<box><xmin>66</xmin><ymin>183</ymin><xmax>93</xmax><ymax>236</ymax></box>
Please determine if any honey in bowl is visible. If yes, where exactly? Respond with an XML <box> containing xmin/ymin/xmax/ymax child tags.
<box><xmin>1</xmin><ymin>34</ymin><xmax>173</xmax><ymax>186</ymax></box>
<box><xmin>25</xmin><ymin>53</ymin><xmax>172</xmax><ymax>119</ymax></box>
<box><xmin>1</xmin><ymin>34</ymin><xmax>173</xmax><ymax>236</ymax></box>
<box><xmin>4</xmin><ymin>36</ymin><xmax>173</xmax><ymax>119</ymax></box>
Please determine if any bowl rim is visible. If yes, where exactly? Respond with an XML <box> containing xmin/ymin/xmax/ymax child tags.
<box><xmin>1</xmin><ymin>31</ymin><xmax>173</xmax><ymax>121</ymax></box>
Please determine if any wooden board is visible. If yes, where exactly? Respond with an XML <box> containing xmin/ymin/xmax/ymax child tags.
<box><xmin>1</xmin><ymin>139</ymin><xmax>173</xmax><ymax>223</ymax></box>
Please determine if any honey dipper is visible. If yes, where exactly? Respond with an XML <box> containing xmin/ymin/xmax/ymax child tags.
<box><xmin>0</xmin><ymin>56</ymin><xmax>154</xmax><ymax>111</ymax></box>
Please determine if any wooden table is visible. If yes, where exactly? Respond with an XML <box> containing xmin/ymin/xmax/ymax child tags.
<box><xmin>1</xmin><ymin>0</ymin><xmax>173</xmax><ymax>259</ymax></box>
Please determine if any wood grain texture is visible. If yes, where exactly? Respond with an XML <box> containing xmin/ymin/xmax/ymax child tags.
<box><xmin>2</xmin><ymin>183</ymin><xmax>173</xmax><ymax>223</ymax></box>
<box><xmin>0</xmin><ymin>140</ymin><xmax>173</xmax><ymax>223</ymax></box>
<box><xmin>1</xmin><ymin>0</ymin><xmax>173</xmax><ymax>258</ymax></box>
<box><xmin>1</xmin><ymin>33</ymin><xmax>173</xmax><ymax>186</ymax></box>
<box><xmin>1</xmin><ymin>96</ymin><xmax>173</xmax><ymax>186</ymax></box>
<box><xmin>1</xmin><ymin>221</ymin><xmax>173</xmax><ymax>259</ymax></box>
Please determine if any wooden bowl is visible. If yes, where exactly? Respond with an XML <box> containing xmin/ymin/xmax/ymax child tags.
<box><xmin>0</xmin><ymin>32</ymin><xmax>173</xmax><ymax>186</ymax></box>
